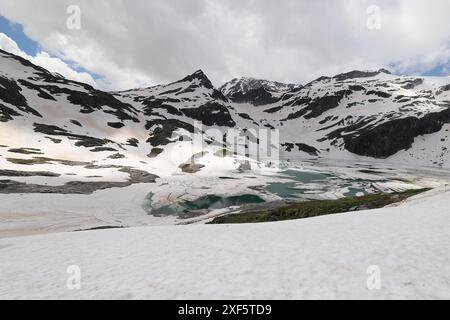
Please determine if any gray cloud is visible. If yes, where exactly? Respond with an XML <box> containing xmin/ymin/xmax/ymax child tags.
<box><xmin>0</xmin><ymin>0</ymin><xmax>449</xmax><ymax>90</ymax></box>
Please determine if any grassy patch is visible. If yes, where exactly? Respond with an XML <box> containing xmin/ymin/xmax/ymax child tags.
<box><xmin>208</xmin><ymin>188</ymin><xmax>430</xmax><ymax>224</ymax></box>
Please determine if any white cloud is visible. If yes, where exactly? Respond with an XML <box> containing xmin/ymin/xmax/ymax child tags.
<box><xmin>0</xmin><ymin>0</ymin><xmax>449</xmax><ymax>90</ymax></box>
<box><xmin>0</xmin><ymin>31</ymin><xmax>22</xmax><ymax>55</ymax></box>
<box><xmin>0</xmin><ymin>32</ymin><xmax>97</xmax><ymax>86</ymax></box>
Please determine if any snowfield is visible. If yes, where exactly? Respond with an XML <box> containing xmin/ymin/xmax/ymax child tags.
<box><xmin>1</xmin><ymin>47</ymin><xmax>450</xmax><ymax>300</ymax></box>
<box><xmin>1</xmin><ymin>187</ymin><xmax>449</xmax><ymax>300</ymax></box>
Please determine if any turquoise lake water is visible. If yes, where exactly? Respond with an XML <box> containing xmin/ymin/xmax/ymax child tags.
<box><xmin>144</xmin><ymin>169</ymin><xmax>387</xmax><ymax>217</ymax></box>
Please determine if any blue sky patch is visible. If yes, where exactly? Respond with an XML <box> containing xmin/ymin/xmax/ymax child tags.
<box><xmin>0</xmin><ymin>15</ymin><xmax>40</xmax><ymax>56</ymax></box>
<box><xmin>0</xmin><ymin>15</ymin><xmax>102</xmax><ymax>81</ymax></box>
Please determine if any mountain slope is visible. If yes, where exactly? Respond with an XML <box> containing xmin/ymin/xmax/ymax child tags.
<box><xmin>1</xmin><ymin>47</ymin><xmax>450</xmax><ymax>173</ymax></box>
<box><xmin>0</xmin><ymin>50</ymin><xmax>247</xmax><ymax>182</ymax></box>
<box><xmin>220</xmin><ymin>69</ymin><xmax>450</xmax><ymax>167</ymax></box>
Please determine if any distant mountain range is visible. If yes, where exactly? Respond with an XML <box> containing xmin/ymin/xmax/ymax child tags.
<box><xmin>1</xmin><ymin>48</ymin><xmax>450</xmax><ymax>171</ymax></box>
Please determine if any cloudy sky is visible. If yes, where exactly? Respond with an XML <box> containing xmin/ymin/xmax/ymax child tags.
<box><xmin>0</xmin><ymin>0</ymin><xmax>449</xmax><ymax>90</ymax></box>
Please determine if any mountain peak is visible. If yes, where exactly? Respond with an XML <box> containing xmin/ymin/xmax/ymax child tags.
<box><xmin>219</xmin><ymin>77</ymin><xmax>302</xmax><ymax>106</ymax></box>
<box><xmin>183</xmin><ymin>69</ymin><xmax>209</xmax><ymax>81</ymax></box>
<box><xmin>192</xmin><ymin>69</ymin><xmax>206</xmax><ymax>77</ymax></box>
<box><xmin>378</xmin><ymin>68</ymin><xmax>391</xmax><ymax>75</ymax></box>
<box><xmin>179</xmin><ymin>69</ymin><xmax>214</xmax><ymax>89</ymax></box>
<box><xmin>220</xmin><ymin>77</ymin><xmax>301</xmax><ymax>96</ymax></box>
<box><xmin>332</xmin><ymin>69</ymin><xmax>392</xmax><ymax>82</ymax></box>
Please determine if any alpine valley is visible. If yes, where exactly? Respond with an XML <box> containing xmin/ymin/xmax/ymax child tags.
<box><xmin>1</xmin><ymin>47</ymin><xmax>450</xmax><ymax>233</ymax></box>
<box><xmin>1</xmin><ymin>47</ymin><xmax>450</xmax><ymax>300</ymax></box>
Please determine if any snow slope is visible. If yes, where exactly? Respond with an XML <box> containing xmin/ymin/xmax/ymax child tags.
<box><xmin>0</xmin><ymin>187</ymin><xmax>449</xmax><ymax>300</ymax></box>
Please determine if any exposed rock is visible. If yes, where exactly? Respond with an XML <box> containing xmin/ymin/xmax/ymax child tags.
<box><xmin>17</xmin><ymin>79</ymin><xmax>56</xmax><ymax>101</ymax></box>
<box><xmin>0</xmin><ymin>170</ymin><xmax>60</xmax><ymax>177</ymax></box>
<box><xmin>107</xmin><ymin>122</ymin><xmax>125</xmax><ymax>129</ymax></box>
<box><xmin>70</xmin><ymin>120</ymin><xmax>82</xmax><ymax>127</ymax></box>
<box><xmin>333</xmin><ymin>69</ymin><xmax>390</xmax><ymax>81</ymax></box>
<box><xmin>343</xmin><ymin>107</ymin><xmax>450</xmax><ymax>158</ymax></box>
<box><xmin>107</xmin><ymin>153</ymin><xmax>126</xmax><ymax>159</ymax></box>
<box><xmin>366</xmin><ymin>90</ymin><xmax>392</xmax><ymax>98</ymax></box>
<box><xmin>220</xmin><ymin>77</ymin><xmax>301</xmax><ymax>106</ymax></box>
<box><xmin>401</xmin><ymin>78</ymin><xmax>423</xmax><ymax>89</ymax></box>
<box><xmin>7</xmin><ymin>157</ymin><xmax>90</xmax><ymax>166</ymax></box>
<box><xmin>0</xmin><ymin>103</ymin><xmax>21</xmax><ymax>122</ymax></box>
<box><xmin>146</xmin><ymin>119</ymin><xmax>194</xmax><ymax>147</ymax></box>
<box><xmin>283</xmin><ymin>90</ymin><xmax>351</xmax><ymax>120</ymax></box>
<box><xmin>181</xmin><ymin>102</ymin><xmax>236</xmax><ymax>127</ymax></box>
<box><xmin>296</xmin><ymin>143</ymin><xmax>320</xmax><ymax>156</ymax></box>
<box><xmin>226</xmin><ymin>87</ymin><xmax>280</xmax><ymax>105</ymax></box>
<box><xmin>8</xmin><ymin>148</ymin><xmax>43</xmax><ymax>155</ymax></box>
<box><xmin>90</xmin><ymin>147</ymin><xmax>118</xmax><ymax>152</ymax></box>
<box><xmin>126</xmin><ymin>138</ymin><xmax>139</xmax><ymax>147</ymax></box>
<box><xmin>0</xmin><ymin>76</ymin><xmax>41</xmax><ymax>118</ymax></box>
<box><xmin>34</xmin><ymin>123</ymin><xmax>111</xmax><ymax>148</ymax></box>
<box><xmin>147</xmin><ymin>148</ymin><xmax>164</xmax><ymax>158</ymax></box>
<box><xmin>45</xmin><ymin>137</ymin><xmax>62</xmax><ymax>144</ymax></box>
<box><xmin>179</xmin><ymin>163</ymin><xmax>205</xmax><ymax>173</ymax></box>
<box><xmin>0</xmin><ymin>167</ymin><xmax>158</xmax><ymax>194</ymax></box>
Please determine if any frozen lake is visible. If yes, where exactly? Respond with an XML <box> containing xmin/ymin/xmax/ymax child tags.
<box><xmin>143</xmin><ymin>160</ymin><xmax>450</xmax><ymax>220</ymax></box>
<box><xmin>1</xmin><ymin>160</ymin><xmax>449</xmax><ymax>238</ymax></box>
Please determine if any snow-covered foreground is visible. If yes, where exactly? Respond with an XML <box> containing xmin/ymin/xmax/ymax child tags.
<box><xmin>1</xmin><ymin>187</ymin><xmax>449</xmax><ymax>300</ymax></box>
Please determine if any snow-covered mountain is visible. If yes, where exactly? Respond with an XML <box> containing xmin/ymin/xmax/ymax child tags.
<box><xmin>2</xmin><ymin>48</ymin><xmax>450</xmax><ymax>300</ymax></box>
<box><xmin>219</xmin><ymin>77</ymin><xmax>301</xmax><ymax>106</ymax></box>
<box><xmin>1</xmin><ymin>47</ymin><xmax>450</xmax><ymax>175</ymax></box>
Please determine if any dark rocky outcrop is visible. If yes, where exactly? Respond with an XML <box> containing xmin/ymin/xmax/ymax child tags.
<box><xmin>90</xmin><ymin>147</ymin><xmax>118</xmax><ymax>152</ymax></box>
<box><xmin>296</xmin><ymin>143</ymin><xmax>320</xmax><ymax>156</ymax></box>
<box><xmin>342</xmin><ymin>107</ymin><xmax>450</xmax><ymax>158</ymax></box>
<box><xmin>366</xmin><ymin>90</ymin><xmax>392</xmax><ymax>98</ymax></box>
<box><xmin>0</xmin><ymin>167</ymin><xmax>158</xmax><ymax>194</ymax></box>
<box><xmin>179</xmin><ymin>163</ymin><xmax>205</xmax><ymax>173</ymax></box>
<box><xmin>263</xmin><ymin>105</ymin><xmax>284</xmax><ymax>113</ymax></box>
<box><xmin>33</xmin><ymin>82</ymin><xmax>140</xmax><ymax>122</ymax></box>
<box><xmin>18</xmin><ymin>79</ymin><xmax>56</xmax><ymax>101</ymax></box>
<box><xmin>0</xmin><ymin>170</ymin><xmax>60</xmax><ymax>177</ymax></box>
<box><xmin>107</xmin><ymin>153</ymin><xmax>125</xmax><ymax>159</ymax></box>
<box><xmin>8</xmin><ymin>148</ymin><xmax>43</xmax><ymax>155</ymax></box>
<box><xmin>126</xmin><ymin>138</ymin><xmax>139</xmax><ymax>147</ymax></box>
<box><xmin>34</xmin><ymin>123</ymin><xmax>111</xmax><ymax>148</ymax></box>
<box><xmin>107</xmin><ymin>122</ymin><xmax>125</xmax><ymax>129</ymax></box>
<box><xmin>181</xmin><ymin>102</ymin><xmax>236</xmax><ymax>127</ymax></box>
<box><xmin>333</xmin><ymin>69</ymin><xmax>391</xmax><ymax>82</ymax></box>
<box><xmin>177</xmin><ymin>70</ymin><xmax>215</xmax><ymax>90</ymax></box>
<box><xmin>0</xmin><ymin>103</ymin><xmax>20</xmax><ymax>122</ymax></box>
<box><xmin>226</xmin><ymin>87</ymin><xmax>280</xmax><ymax>106</ymax></box>
<box><xmin>282</xmin><ymin>143</ymin><xmax>319</xmax><ymax>156</ymax></box>
<box><xmin>283</xmin><ymin>90</ymin><xmax>351</xmax><ymax>121</ymax></box>
<box><xmin>70</xmin><ymin>120</ymin><xmax>82</xmax><ymax>127</ymax></box>
<box><xmin>401</xmin><ymin>78</ymin><xmax>423</xmax><ymax>90</ymax></box>
<box><xmin>146</xmin><ymin>119</ymin><xmax>195</xmax><ymax>146</ymax></box>
<box><xmin>0</xmin><ymin>76</ymin><xmax>42</xmax><ymax>118</ymax></box>
<box><xmin>148</xmin><ymin>148</ymin><xmax>164</xmax><ymax>158</ymax></box>
<box><xmin>141</xmin><ymin>98</ymin><xmax>184</xmax><ymax>117</ymax></box>
<box><xmin>437</xmin><ymin>84</ymin><xmax>450</xmax><ymax>95</ymax></box>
